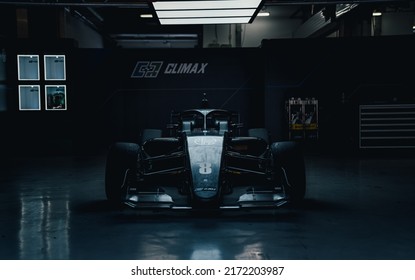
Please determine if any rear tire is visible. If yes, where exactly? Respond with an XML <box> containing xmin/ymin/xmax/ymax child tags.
<box><xmin>271</xmin><ymin>141</ymin><xmax>306</xmax><ymax>203</ymax></box>
<box><xmin>105</xmin><ymin>142</ymin><xmax>139</xmax><ymax>205</ymax></box>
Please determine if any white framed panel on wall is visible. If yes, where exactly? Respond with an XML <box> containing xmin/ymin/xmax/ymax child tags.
<box><xmin>19</xmin><ymin>85</ymin><xmax>41</xmax><ymax>111</ymax></box>
<box><xmin>17</xmin><ymin>55</ymin><xmax>40</xmax><ymax>81</ymax></box>
<box><xmin>44</xmin><ymin>55</ymin><xmax>66</xmax><ymax>80</ymax></box>
<box><xmin>45</xmin><ymin>85</ymin><xmax>67</xmax><ymax>110</ymax></box>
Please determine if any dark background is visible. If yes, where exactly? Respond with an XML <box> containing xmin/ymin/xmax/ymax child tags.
<box><xmin>1</xmin><ymin>35</ymin><xmax>414</xmax><ymax>156</ymax></box>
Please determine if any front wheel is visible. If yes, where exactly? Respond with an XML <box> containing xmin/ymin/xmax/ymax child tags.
<box><xmin>105</xmin><ymin>142</ymin><xmax>139</xmax><ymax>205</ymax></box>
<box><xmin>271</xmin><ymin>141</ymin><xmax>306</xmax><ymax>203</ymax></box>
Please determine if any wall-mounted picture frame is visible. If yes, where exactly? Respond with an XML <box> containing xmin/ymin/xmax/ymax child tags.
<box><xmin>44</xmin><ymin>55</ymin><xmax>66</xmax><ymax>81</ymax></box>
<box><xmin>45</xmin><ymin>85</ymin><xmax>67</xmax><ymax>111</ymax></box>
<box><xmin>17</xmin><ymin>55</ymin><xmax>40</xmax><ymax>81</ymax></box>
<box><xmin>19</xmin><ymin>85</ymin><xmax>41</xmax><ymax>111</ymax></box>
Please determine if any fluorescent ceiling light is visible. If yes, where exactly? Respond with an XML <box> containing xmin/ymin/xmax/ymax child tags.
<box><xmin>140</xmin><ymin>14</ymin><xmax>153</xmax><ymax>18</ymax></box>
<box><xmin>152</xmin><ymin>0</ymin><xmax>264</xmax><ymax>25</ymax></box>
<box><xmin>372</xmin><ymin>12</ymin><xmax>382</xmax><ymax>16</ymax></box>
<box><xmin>160</xmin><ymin>17</ymin><xmax>252</xmax><ymax>25</ymax></box>
<box><xmin>257</xmin><ymin>12</ymin><xmax>269</xmax><ymax>17</ymax></box>
<box><xmin>157</xmin><ymin>9</ymin><xmax>256</xmax><ymax>18</ymax></box>
<box><xmin>153</xmin><ymin>0</ymin><xmax>262</xmax><ymax>10</ymax></box>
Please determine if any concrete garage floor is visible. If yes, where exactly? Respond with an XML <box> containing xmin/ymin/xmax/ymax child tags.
<box><xmin>0</xmin><ymin>152</ymin><xmax>414</xmax><ymax>260</ymax></box>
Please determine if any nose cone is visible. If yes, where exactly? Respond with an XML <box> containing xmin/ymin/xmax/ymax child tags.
<box><xmin>187</xmin><ymin>136</ymin><xmax>223</xmax><ymax>201</ymax></box>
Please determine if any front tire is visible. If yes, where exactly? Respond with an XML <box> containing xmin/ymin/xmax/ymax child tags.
<box><xmin>271</xmin><ymin>141</ymin><xmax>306</xmax><ymax>203</ymax></box>
<box><xmin>105</xmin><ymin>142</ymin><xmax>139</xmax><ymax>205</ymax></box>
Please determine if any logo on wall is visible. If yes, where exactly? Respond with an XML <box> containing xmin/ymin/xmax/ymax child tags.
<box><xmin>131</xmin><ymin>61</ymin><xmax>163</xmax><ymax>78</ymax></box>
<box><xmin>131</xmin><ymin>61</ymin><xmax>208</xmax><ymax>78</ymax></box>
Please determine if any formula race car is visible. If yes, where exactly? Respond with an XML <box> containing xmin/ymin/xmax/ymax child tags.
<box><xmin>105</xmin><ymin>97</ymin><xmax>306</xmax><ymax>210</ymax></box>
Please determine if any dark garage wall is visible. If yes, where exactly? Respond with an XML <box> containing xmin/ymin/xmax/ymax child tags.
<box><xmin>71</xmin><ymin>47</ymin><xmax>264</xmax><ymax>147</ymax></box>
<box><xmin>0</xmin><ymin>35</ymin><xmax>414</xmax><ymax>156</ymax></box>
<box><xmin>262</xmin><ymin>35</ymin><xmax>415</xmax><ymax>150</ymax></box>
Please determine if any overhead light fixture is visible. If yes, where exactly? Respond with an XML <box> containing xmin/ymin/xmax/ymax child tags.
<box><xmin>257</xmin><ymin>6</ymin><xmax>269</xmax><ymax>17</ymax></box>
<box><xmin>257</xmin><ymin>12</ymin><xmax>269</xmax><ymax>17</ymax></box>
<box><xmin>151</xmin><ymin>0</ymin><xmax>264</xmax><ymax>25</ymax></box>
<box><xmin>140</xmin><ymin>14</ymin><xmax>153</xmax><ymax>18</ymax></box>
<box><xmin>372</xmin><ymin>12</ymin><xmax>382</xmax><ymax>17</ymax></box>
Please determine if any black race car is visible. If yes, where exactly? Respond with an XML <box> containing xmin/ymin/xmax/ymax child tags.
<box><xmin>105</xmin><ymin>98</ymin><xmax>306</xmax><ymax>210</ymax></box>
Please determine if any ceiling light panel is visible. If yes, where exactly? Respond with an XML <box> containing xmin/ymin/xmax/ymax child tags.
<box><xmin>257</xmin><ymin>12</ymin><xmax>269</xmax><ymax>17</ymax></box>
<box><xmin>152</xmin><ymin>0</ymin><xmax>264</xmax><ymax>25</ymax></box>
<box><xmin>160</xmin><ymin>17</ymin><xmax>252</xmax><ymax>25</ymax></box>
<box><xmin>153</xmin><ymin>0</ymin><xmax>262</xmax><ymax>10</ymax></box>
<box><xmin>157</xmin><ymin>9</ymin><xmax>256</xmax><ymax>18</ymax></box>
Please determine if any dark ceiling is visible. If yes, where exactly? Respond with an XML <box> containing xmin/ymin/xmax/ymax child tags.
<box><xmin>0</xmin><ymin>0</ymin><xmax>412</xmax><ymax>47</ymax></box>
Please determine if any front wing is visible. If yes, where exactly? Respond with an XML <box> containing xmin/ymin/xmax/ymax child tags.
<box><xmin>121</xmin><ymin>170</ymin><xmax>290</xmax><ymax>210</ymax></box>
